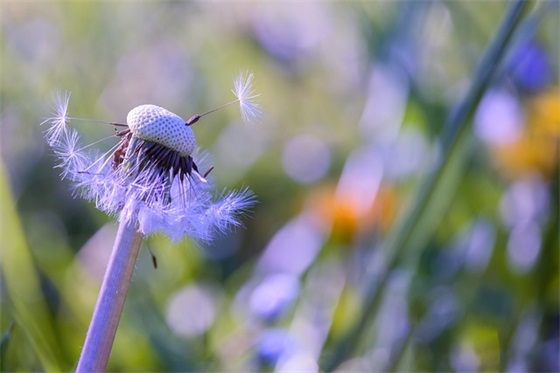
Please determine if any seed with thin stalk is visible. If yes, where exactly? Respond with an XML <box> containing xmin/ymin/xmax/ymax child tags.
<box><xmin>42</xmin><ymin>73</ymin><xmax>261</xmax><ymax>242</ymax></box>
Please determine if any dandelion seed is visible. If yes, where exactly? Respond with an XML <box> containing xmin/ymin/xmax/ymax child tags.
<box><xmin>41</xmin><ymin>90</ymin><xmax>71</xmax><ymax>146</ymax></box>
<box><xmin>233</xmin><ymin>72</ymin><xmax>263</xmax><ymax>125</ymax></box>
<box><xmin>43</xmin><ymin>75</ymin><xmax>261</xmax><ymax>243</ymax></box>
<box><xmin>53</xmin><ymin>129</ymin><xmax>87</xmax><ymax>180</ymax></box>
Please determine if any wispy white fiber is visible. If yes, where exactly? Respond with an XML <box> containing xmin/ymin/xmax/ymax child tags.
<box><xmin>233</xmin><ymin>72</ymin><xmax>263</xmax><ymax>125</ymax></box>
<box><xmin>41</xmin><ymin>90</ymin><xmax>71</xmax><ymax>146</ymax></box>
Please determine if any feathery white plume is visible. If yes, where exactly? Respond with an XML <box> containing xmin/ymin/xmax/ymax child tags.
<box><xmin>233</xmin><ymin>72</ymin><xmax>263</xmax><ymax>125</ymax></box>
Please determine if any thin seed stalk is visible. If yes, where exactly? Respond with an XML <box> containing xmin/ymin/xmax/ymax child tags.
<box><xmin>76</xmin><ymin>219</ymin><xmax>144</xmax><ymax>372</ymax></box>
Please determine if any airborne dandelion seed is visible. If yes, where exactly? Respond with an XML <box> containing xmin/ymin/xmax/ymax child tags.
<box><xmin>233</xmin><ymin>72</ymin><xmax>262</xmax><ymax>125</ymax></box>
<box><xmin>42</xmin><ymin>73</ymin><xmax>261</xmax><ymax>242</ymax></box>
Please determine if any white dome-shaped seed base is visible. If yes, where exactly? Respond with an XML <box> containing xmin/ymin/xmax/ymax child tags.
<box><xmin>127</xmin><ymin>104</ymin><xmax>196</xmax><ymax>156</ymax></box>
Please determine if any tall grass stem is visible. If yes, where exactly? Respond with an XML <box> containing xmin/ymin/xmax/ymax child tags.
<box><xmin>322</xmin><ymin>1</ymin><xmax>532</xmax><ymax>370</ymax></box>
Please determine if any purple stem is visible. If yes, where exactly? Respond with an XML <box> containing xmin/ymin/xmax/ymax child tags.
<box><xmin>76</xmin><ymin>220</ymin><xmax>144</xmax><ymax>372</ymax></box>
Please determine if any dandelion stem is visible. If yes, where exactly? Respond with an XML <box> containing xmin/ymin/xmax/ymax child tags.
<box><xmin>76</xmin><ymin>220</ymin><xmax>144</xmax><ymax>373</ymax></box>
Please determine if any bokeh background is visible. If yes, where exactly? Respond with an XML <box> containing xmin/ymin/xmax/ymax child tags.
<box><xmin>1</xmin><ymin>1</ymin><xmax>558</xmax><ymax>372</ymax></box>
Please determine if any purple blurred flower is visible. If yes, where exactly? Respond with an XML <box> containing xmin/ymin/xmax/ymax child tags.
<box><xmin>509</xmin><ymin>41</ymin><xmax>552</xmax><ymax>93</ymax></box>
<box><xmin>474</xmin><ymin>89</ymin><xmax>523</xmax><ymax>145</ymax></box>
<box><xmin>249</xmin><ymin>273</ymin><xmax>300</xmax><ymax>322</ymax></box>
<box><xmin>256</xmin><ymin>329</ymin><xmax>297</xmax><ymax>366</ymax></box>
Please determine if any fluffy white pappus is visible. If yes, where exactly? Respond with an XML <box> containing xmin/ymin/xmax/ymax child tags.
<box><xmin>200</xmin><ymin>189</ymin><xmax>255</xmax><ymax>233</ymax></box>
<box><xmin>52</xmin><ymin>128</ymin><xmax>88</xmax><ymax>180</ymax></box>
<box><xmin>41</xmin><ymin>90</ymin><xmax>71</xmax><ymax>146</ymax></box>
<box><xmin>137</xmin><ymin>188</ymin><xmax>255</xmax><ymax>243</ymax></box>
<box><xmin>233</xmin><ymin>72</ymin><xmax>263</xmax><ymax>125</ymax></box>
<box><xmin>43</xmin><ymin>92</ymin><xmax>255</xmax><ymax>243</ymax></box>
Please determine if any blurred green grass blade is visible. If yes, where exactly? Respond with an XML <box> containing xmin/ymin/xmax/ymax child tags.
<box><xmin>323</xmin><ymin>0</ymin><xmax>533</xmax><ymax>370</ymax></box>
<box><xmin>0</xmin><ymin>322</ymin><xmax>14</xmax><ymax>371</ymax></box>
<box><xmin>385</xmin><ymin>0</ymin><xmax>532</xmax><ymax>272</ymax></box>
<box><xmin>0</xmin><ymin>159</ymin><xmax>62</xmax><ymax>371</ymax></box>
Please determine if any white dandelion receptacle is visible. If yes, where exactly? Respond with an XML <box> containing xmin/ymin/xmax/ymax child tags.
<box><xmin>126</xmin><ymin>104</ymin><xmax>196</xmax><ymax>157</ymax></box>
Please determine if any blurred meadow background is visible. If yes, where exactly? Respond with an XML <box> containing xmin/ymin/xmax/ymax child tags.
<box><xmin>1</xmin><ymin>1</ymin><xmax>559</xmax><ymax>372</ymax></box>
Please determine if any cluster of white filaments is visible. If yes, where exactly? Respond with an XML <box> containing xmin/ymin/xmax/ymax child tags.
<box><xmin>42</xmin><ymin>73</ymin><xmax>262</xmax><ymax>242</ymax></box>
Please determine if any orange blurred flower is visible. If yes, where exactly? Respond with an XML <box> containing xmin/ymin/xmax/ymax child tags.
<box><xmin>308</xmin><ymin>183</ymin><xmax>397</xmax><ymax>244</ymax></box>
<box><xmin>492</xmin><ymin>88</ymin><xmax>559</xmax><ymax>178</ymax></box>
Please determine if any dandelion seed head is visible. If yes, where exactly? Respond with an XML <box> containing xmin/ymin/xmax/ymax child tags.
<box><xmin>42</xmin><ymin>82</ymin><xmax>259</xmax><ymax>243</ymax></box>
<box><xmin>127</xmin><ymin>104</ymin><xmax>196</xmax><ymax>157</ymax></box>
<box><xmin>233</xmin><ymin>72</ymin><xmax>263</xmax><ymax>125</ymax></box>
